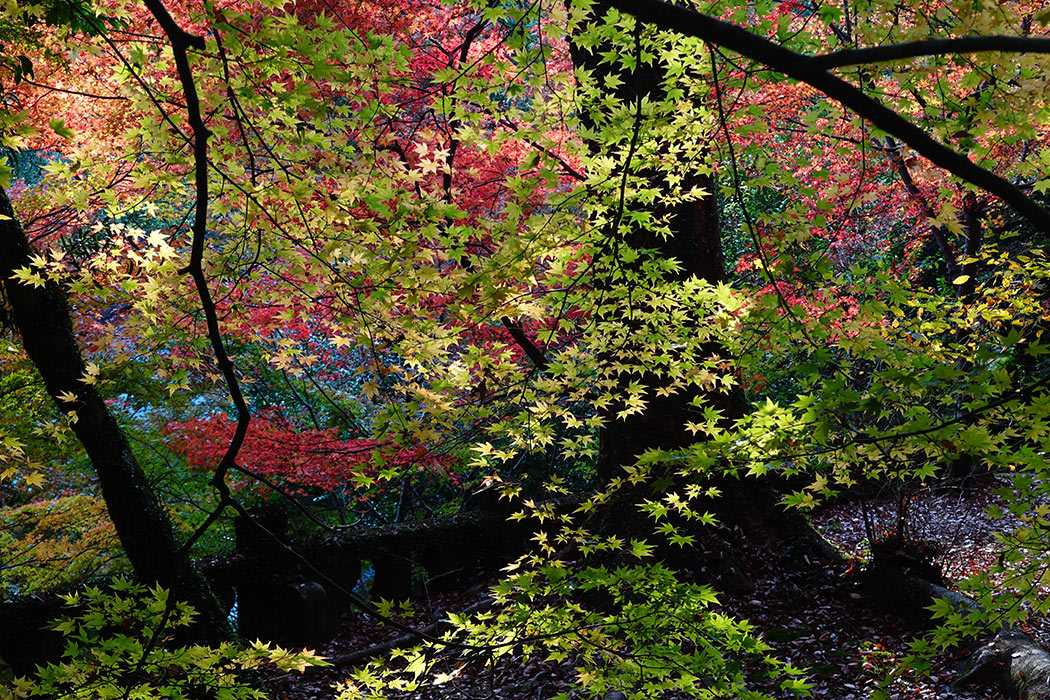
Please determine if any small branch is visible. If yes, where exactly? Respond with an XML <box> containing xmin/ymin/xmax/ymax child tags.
<box><xmin>500</xmin><ymin>316</ymin><xmax>548</xmax><ymax>371</ymax></box>
<box><xmin>328</xmin><ymin>597</ymin><xmax>494</xmax><ymax>668</ymax></box>
<box><xmin>882</xmin><ymin>136</ymin><xmax>960</xmax><ymax>278</ymax></box>
<box><xmin>812</xmin><ymin>35</ymin><xmax>1050</xmax><ymax>70</ymax></box>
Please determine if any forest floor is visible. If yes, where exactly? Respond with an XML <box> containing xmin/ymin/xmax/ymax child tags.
<box><xmin>264</xmin><ymin>477</ymin><xmax>1032</xmax><ymax>699</ymax></box>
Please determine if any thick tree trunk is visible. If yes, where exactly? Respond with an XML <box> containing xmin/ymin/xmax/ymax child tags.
<box><xmin>568</xmin><ymin>5</ymin><xmax>742</xmax><ymax>486</ymax></box>
<box><xmin>567</xmin><ymin>5</ymin><xmax>838</xmax><ymax>565</ymax></box>
<box><xmin>592</xmin><ymin>175</ymin><xmax>746</xmax><ymax>485</ymax></box>
<box><xmin>0</xmin><ymin>185</ymin><xmax>228</xmax><ymax>642</ymax></box>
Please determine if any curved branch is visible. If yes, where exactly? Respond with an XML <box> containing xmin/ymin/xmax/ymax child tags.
<box><xmin>601</xmin><ymin>0</ymin><xmax>1050</xmax><ymax>234</ymax></box>
<box><xmin>142</xmin><ymin>0</ymin><xmax>251</xmax><ymax>485</ymax></box>
<box><xmin>812</xmin><ymin>35</ymin><xmax>1050</xmax><ymax>69</ymax></box>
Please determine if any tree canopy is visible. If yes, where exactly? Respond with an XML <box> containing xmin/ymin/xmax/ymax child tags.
<box><xmin>4</xmin><ymin>0</ymin><xmax>1050</xmax><ymax>696</ymax></box>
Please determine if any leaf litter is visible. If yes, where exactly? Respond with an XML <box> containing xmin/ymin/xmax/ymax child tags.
<box><xmin>266</xmin><ymin>475</ymin><xmax>1039</xmax><ymax>698</ymax></box>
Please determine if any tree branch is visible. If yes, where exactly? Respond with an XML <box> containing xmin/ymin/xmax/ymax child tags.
<box><xmin>882</xmin><ymin>136</ymin><xmax>960</xmax><ymax>278</ymax></box>
<box><xmin>500</xmin><ymin>316</ymin><xmax>548</xmax><ymax>371</ymax></box>
<box><xmin>601</xmin><ymin>0</ymin><xmax>1050</xmax><ymax>233</ymax></box>
<box><xmin>812</xmin><ymin>35</ymin><xmax>1050</xmax><ymax>70</ymax></box>
<box><xmin>142</xmin><ymin>0</ymin><xmax>250</xmax><ymax>487</ymax></box>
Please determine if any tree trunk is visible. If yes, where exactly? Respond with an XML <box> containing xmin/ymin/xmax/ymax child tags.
<box><xmin>592</xmin><ymin>171</ymin><xmax>745</xmax><ymax>485</ymax></box>
<box><xmin>568</xmin><ymin>4</ymin><xmax>742</xmax><ymax>486</ymax></box>
<box><xmin>566</xmin><ymin>4</ymin><xmax>838</xmax><ymax>565</ymax></box>
<box><xmin>0</xmin><ymin>185</ymin><xmax>229</xmax><ymax>642</ymax></box>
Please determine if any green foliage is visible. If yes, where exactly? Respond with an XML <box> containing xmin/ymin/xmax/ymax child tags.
<box><xmin>0</xmin><ymin>344</ymin><xmax>86</xmax><ymax>495</ymax></box>
<box><xmin>1</xmin><ymin>578</ymin><xmax>328</xmax><ymax>699</ymax></box>
<box><xmin>0</xmin><ymin>494</ymin><xmax>125</xmax><ymax>595</ymax></box>
<box><xmin>7</xmin><ymin>0</ymin><xmax>1050</xmax><ymax>693</ymax></box>
<box><xmin>339</xmin><ymin>562</ymin><xmax>807</xmax><ymax>699</ymax></box>
<box><xmin>730</xmin><ymin>241</ymin><xmax>1050</xmax><ymax>501</ymax></box>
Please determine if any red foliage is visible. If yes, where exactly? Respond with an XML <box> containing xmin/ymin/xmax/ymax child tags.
<box><xmin>165</xmin><ymin>412</ymin><xmax>455</xmax><ymax>493</ymax></box>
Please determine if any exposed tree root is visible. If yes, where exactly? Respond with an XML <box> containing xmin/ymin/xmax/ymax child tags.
<box><xmin>959</xmin><ymin>628</ymin><xmax>1050</xmax><ymax>700</ymax></box>
<box><xmin>863</xmin><ymin>566</ymin><xmax>1050</xmax><ymax>700</ymax></box>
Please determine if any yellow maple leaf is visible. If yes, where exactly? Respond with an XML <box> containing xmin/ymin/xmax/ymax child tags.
<box><xmin>56</xmin><ymin>390</ymin><xmax>79</xmax><ymax>404</ymax></box>
<box><xmin>80</xmin><ymin>362</ymin><xmax>100</xmax><ymax>385</ymax></box>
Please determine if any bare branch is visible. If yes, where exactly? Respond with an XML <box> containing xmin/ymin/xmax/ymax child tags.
<box><xmin>142</xmin><ymin>0</ymin><xmax>250</xmax><ymax>489</ymax></box>
<box><xmin>812</xmin><ymin>35</ymin><xmax>1050</xmax><ymax>70</ymax></box>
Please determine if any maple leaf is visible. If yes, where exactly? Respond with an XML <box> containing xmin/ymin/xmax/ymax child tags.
<box><xmin>11</xmin><ymin>266</ymin><xmax>45</xmax><ymax>288</ymax></box>
<box><xmin>80</xmin><ymin>362</ymin><xmax>101</xmax><ymax>385</ymax></box>
<box><xmin>22</xmin><ymin>471</ymin><xmax>46</xmax><ymax>488</ymax></box>
<box><xmin>56</xmin><ymin>390</ymin><xmax>79</xmax><ymax>404</ymax></box>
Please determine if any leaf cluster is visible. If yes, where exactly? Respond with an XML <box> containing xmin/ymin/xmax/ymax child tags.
<box><xmin>2</xmin><ymin>578</ymin><xmax>327</xmax><ymax>699</ymax></box>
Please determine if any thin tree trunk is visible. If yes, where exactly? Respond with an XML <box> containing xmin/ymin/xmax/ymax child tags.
<box><xmin>0</xmin><ymin>185</ymin><xmax>229</xmax><ymax>642</ymax></box>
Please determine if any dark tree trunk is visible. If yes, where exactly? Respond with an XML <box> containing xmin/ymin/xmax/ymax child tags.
<box><xmin>0</xmin><ymin>185</ymin><xmax>229</xmax><ymax>642</ymax></box>
<box><xmin>593</xmin><ymin>170</ymin><xmax>745</xmax><ymax>485</ymax></box>
<box><xmin>566</xmin><ymin>4</ymin><xmax>840</xmax><ymax>565</ymax></box>
<box><xmin>568</xmin><ymin>7</ymin><xmax>742</xmax><ymax>486</ymax></box>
